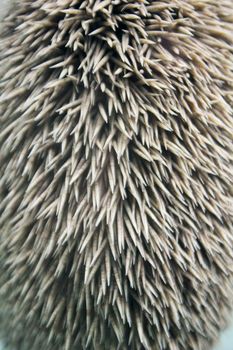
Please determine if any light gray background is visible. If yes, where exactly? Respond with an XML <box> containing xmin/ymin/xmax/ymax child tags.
<box><xmin>0</xmin><ymin>0</ymin><xmax>14</xmax><ymax>20</ymax></box>
<box><xmin>0</xmin><ymin>0</ymin><xmax>232</xmax><ymax>349</ymax></box>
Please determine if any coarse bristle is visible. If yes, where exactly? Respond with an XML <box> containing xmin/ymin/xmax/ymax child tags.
<box><xmin>0</xmin><ymin>1</ymin><xmax>233</xmax><ymax>349</ymax></box>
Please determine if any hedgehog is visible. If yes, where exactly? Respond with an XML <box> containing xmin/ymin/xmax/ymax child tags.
<box><xmin>0</xmin><ymin>0</ymin><xmax>233</xmax><ymax>349</ymax></box>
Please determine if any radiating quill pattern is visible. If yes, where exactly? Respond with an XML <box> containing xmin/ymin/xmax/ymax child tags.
<box><xmin>0</xmin><ymin>1</ymin><xmax>233</xmax><ymax>349</ymax></box>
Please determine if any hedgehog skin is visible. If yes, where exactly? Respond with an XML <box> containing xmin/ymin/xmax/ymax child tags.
<box><xmin>0</xmin><ymin>1</ymin><xmax>233</xmax><ymax>350</ymax></box>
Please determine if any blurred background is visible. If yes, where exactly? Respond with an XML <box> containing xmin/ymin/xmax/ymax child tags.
<box><xmin>0</xmin><ymin>0</ymin><xmax>14</xmax><ymax>21</ymax></box>
<box><xmin>213</xmin><ymin>320</ymin><xmax>233</xmax><ymax>350</ymax></box>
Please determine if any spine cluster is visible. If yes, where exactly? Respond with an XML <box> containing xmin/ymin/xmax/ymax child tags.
<box><xmin>0</xmin><ymin>1</ymin><xmax>233</xmax><ymax>349</ymax></box>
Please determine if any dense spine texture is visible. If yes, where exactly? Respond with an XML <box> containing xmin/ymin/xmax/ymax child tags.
<box><xmin>0</xmin><ymin>0</ymin><xmax>233</xmax><ymax>349</ymax></box>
